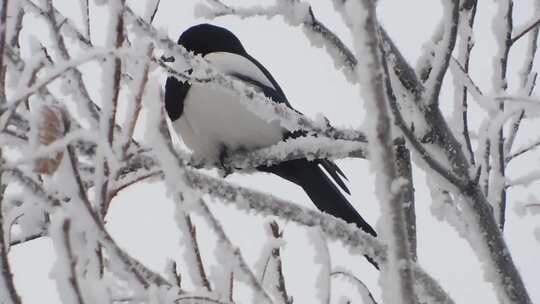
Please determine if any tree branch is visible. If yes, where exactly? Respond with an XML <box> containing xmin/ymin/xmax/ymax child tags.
<box><xmin>511</xmin><ymin>15</ymin><xmax>540</xmax><ymax>44</ymax></box>
<box><xmin>342</xmin><ymin>1</ymin><xmax>417</xmax><ymax>303</ymax></box>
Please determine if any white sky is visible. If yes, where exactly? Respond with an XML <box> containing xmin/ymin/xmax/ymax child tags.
<box><xmin>7</xmin><ymin>0</ymin><xmax>540</xmax><ymax>303</ymax></box>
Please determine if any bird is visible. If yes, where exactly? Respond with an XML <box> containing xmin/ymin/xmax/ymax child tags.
<box><xmin>164</xmin><ymin>24</ymin><xmax>377</xmax><ymax>239</ymax></box>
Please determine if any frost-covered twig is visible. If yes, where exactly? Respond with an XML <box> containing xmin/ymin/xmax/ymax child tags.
<box><xmin>38</xmin><ymin>0</ymin><xmax>99</xmax><ymax>123</ymax></box>
<box><xmin>95</xmin><ymin>0</ymin><xmax>125</xmax><ymax>218</ymax></box>
<box><xmin>330</xmin><ymin>270</ymin><xmax>377</xmax><ymax>304</ymax></box>
<box><xmin>8</xmin><ymin>229</ymin><xmax>46</xmax><ymax>246</ymax></box>
<box><xmin>490</xmin><ymin>0</ymin><xmax>513</xmax><ymax>231</ymax></box>
<box><xmin>506</xmin><ymin>138</ymin><xmax>540</xmax><ymax>162</ymax></box>
<box><xmin>25</xmin><ymin>0</ymin><xmax>92</xmax><ymax>48</ymax></box>
<box><xmin>181</xmin><ymin>166</ymin><xmax>385</xmax><ymax>259</ymax></box>
<box><xmin>6</xmin><ymin>0</ymin><xmax>24</xmax><ymax>50</ymax></box>
<box><xmin>449</xmin><ymin>57</ymin><xmax>486</xmax><ymax>108</ymax></box>
<box><xmin>259</xmin><ymin>221</ymin><xmax>291</xmax><ymax>304</ymax></box>
<box><xmin>80</xmin><ymin>0</ymin><xmax>91</xmax><ymax>40</ymax></box>
<box><xmin>121</xmin><ymin>44</ymin><xmax>153</xmax><ymax>158</ymax></box>
<box><xmin>505</xmin><ymin>4</ymin><xmax>540</xmax><ymax>155</ymax></box>
<box><xmin>197</xmin><ymin>0</ymin><xmax>358</xmax><ymax>82</ymax></box>
<box><xmin>421</xmin><ymin>0</ymin><xmax>460</xmax><ymax>106</ymax></box>
<box><xmin>114</xmin><ymin>151</ymin><xmax>387</xmax><ymax>261</ymax></box>
<box><xmin>383</xmin><ymin>69</ymin><xmax>464</xmax><ymax>189</ymax></box>
<box><xmin>1</xmin><ymin>48</ymin><xmax>122</xmax><ymax>126</ymax></box>
<box><xmin>148</xmin><ymin>0</ymin><xmax>161</xmax><ymax>24</ymax></box>
<box><xmin>65</xmin><ymin>142</ymin><xmax>172</xmax><ymax>289</ymax></box>
<box><xmin>184</xmin><ymin>215</ymin><xmax>212</xmax><ymax>291</ymax></box>
<box><xmin>412</xmin><ymin>266</ymin><xmax>455</xmax><ymax>304</ymax></box>
<box><xmin>5</xmin><ymin>165</ymin><xmax>171</xmax><ymax>288</ymax></box>
<box><xmin>196</xmin><ymin>200</ymin><xmax>274</xmax><ymax>304</ymax></box>
<box><xmin>221</xmin><ymin>136</ymin><xmax>366</xmax><ymax>171</ymax></box>
<box><xmin>450</xmin><ymin>7</ymin><xmax>481</xmax><ymax>164</ymax></box>
<box><xmin>342</xmin><ymin>1</ymin><xmax>416</xmax><ymax>303</ymax></box>
<box><xmin>393</xmin><ymin>138</ymin><xmax>416</xmax><ymax>260</ymax></box>
<box><xmin>510</xmin><ymin>15</ymin><xmax>540</xmax><ymax>44</ymax></box>
<box><xmin>267</xmin><ymin>221</ymin><xmax>291</xmax><ymax>304</ymax></box>
<box><xmin>54</xmin><ymin>219</ymin><xmax>86</xmax><ymax>304</ymax></box>
<box><xmin>378</xmin><ymin>2</ymin><xmax>531</xmax><ymax>302</ymax></box>
<box><xmin>0</xmin><ymin>179</ymin><xmax>22</xmax><ymax>304</ymax></box>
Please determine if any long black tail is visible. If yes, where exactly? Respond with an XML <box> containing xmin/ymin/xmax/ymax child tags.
<box><xmin>259</xmin><ymin>159</ymin><xmax>378</xmax><ymax>268</ymax></box>
<box><xmin>259</xmin><ymin>159</ymin><xmax>377</xmax><ymax>237</ymax></box>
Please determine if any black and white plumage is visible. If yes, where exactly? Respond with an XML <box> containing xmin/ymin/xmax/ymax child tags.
<box><xmin>165</xmin><ymin>24</ymin><xmax>377</xmax><ymax>238</ymax></box>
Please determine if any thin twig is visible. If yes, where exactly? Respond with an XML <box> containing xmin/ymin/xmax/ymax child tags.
<box><xmin>197</xmin><ymin>200</ymin><xmax>274</xmax><ymax>304</ymax></box>
<box><xmin>200</xmin><ymin>0</ymin><xmax>358</xmax><ymax>81</ymax></box>
<box><xmin>393</xmin><ymin>137</ymin><xmax>416</xmax><ymax>261</ymax></box>
<box><xmin>39</xmin><ymin>0</ymin><xmax>99</xmax><ymax>123</ymax></box>
<box><xmin>511</xmin><ymin>15</ymin><xmax>540</xmax><ymax>44</ymax></box>
<box><xmin>349</xmin><ymin>1</ymin><xmax>416</xmax><ymax>302</ymax></box>
<box><xmin>98</xmin><ymin>0</ymin><xmax>126</xmax><ymax>218</ymax></box>
<box><xmin>7</xmin><ymin>1</ymin><xmax>24</xmax><ymax>49</ymax></box>
<box><xmin>331</xmin><ymin>271</ymin><xmax>378</xmax><ymax>304</ymax></box>
<box><xmin>61</xmin><ymin>219</ymin><xmax>86</xmax><ymax>304</ymax></box>
<box><xmin>121</xmin><ymin>44</ymin><xmax>153</xmax><ymax>158</ymax></box>
<box><xmin>185</xmin><ymin>215</ymin><xmax>212</xmax><ymax>291</ymax></box>
<box><xmin>491</xmin><ymin>0</ymin><xmax>513</xmax><ymax>231</ymax></box>
<box><xmin>82</xmin><ymin>0</ymin><xmax>91</xmax><ymax>40</ymax></box>
<box><xmin>453</xmin><ymin>1</ymin><xmax>478</xmax><ymax>166</ymax></box>
<box><xmin>425</xmin><ymin>0</ymin><xmax>460</xmax><ymax>105</ymax></box>
<box><xmin>0</xmin><ymin>175</ymin><xmax>22</xmax><ymax>304</ymax></box>
<box><xmin>149</xmin><ymin>0</ymin><xmax>161</xmax><ymax>24</ymax></box>
<box><xmin>505</xmin><ymin>11</ymin><xmax>540</xmax><ymax>155</ymax></box>
<box><xmin>269</xmin><ymin>221</ymin><xmax>291</xmax><ymax>304</ymax></box>
<box><xmin>66</xmin><ymin>144</ymin><xmax>160</xmax><ymax>288</ymax></box>
<box><xmin>506</xmin><ymin>139</ymin><xmax>540</xmax><ymax>162</ymax></box>
<box><xmin>228</xmin><ymin>271</ymin><xmax>234</xmax><ymax>303</ymax></box>
<box><xmin>171</xmin><ymin>261</ymin><xmax>182</xmax><ymax>288</ymax></box>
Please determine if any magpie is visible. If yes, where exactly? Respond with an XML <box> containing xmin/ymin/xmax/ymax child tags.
<box><xmin>164</xmin><ymin>24</ymin><xmax>377</xmax><ymax>238</ymax></box>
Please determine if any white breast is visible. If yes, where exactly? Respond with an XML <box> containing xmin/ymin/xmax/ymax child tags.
<box><xmin>173</xmin><ymin>52</ymin><xmax>283</xmax><ymax>159</ymax></box>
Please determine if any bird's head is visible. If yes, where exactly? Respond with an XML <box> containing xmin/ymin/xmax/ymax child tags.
<box><xmin>177</xmin><ymin>23</ymin><xmax>247</xmax><ymax>56</ymax></box>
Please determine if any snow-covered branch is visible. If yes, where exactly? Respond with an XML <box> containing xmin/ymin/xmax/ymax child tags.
<box><xmin>196</xmin><ymin>0</ymin><xmax>359</xmax><ymax>82</ymax></box>
<box><xmin>0</xmin><ymin>181</ymin><xmax>22</xmax><ymax>304</ymax></box>
<box><xmin>342</xmin><ymin>1</ymin><xmax>417</xmax><ymax>303</ymax></box>
<box><xmin>452</xmin><ymin>1</ymin><xmax>478</xmax><ymax>166</ymax></box>
<box><xmin>374</xmin><ymin>1</ymin><xmax>532</xmax><ymax>303</ymax></box>
<box><xmin>420</xmin><ymin>0</ymin><xmax>460</xmax><ymax>106</ymax></box>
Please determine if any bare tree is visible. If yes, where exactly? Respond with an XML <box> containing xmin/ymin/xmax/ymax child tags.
<box><xmin>0</xmin><ymin>0</ymin><xmax>538</xmax><ymax>303</ymax></box>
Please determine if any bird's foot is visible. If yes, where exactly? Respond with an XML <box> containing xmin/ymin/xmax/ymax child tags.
<box><xmin>218</xmin><ymin>146</ymin><xmax>233</xmax><ymax>177</ymax></box>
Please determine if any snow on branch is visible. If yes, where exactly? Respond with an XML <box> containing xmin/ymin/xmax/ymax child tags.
<box><xmin>511</xmin><ymin>13</ymin><xmax>540</xmax><ymax>45</ymax></box>
<box><xmin>0</xmin><ymin>181</ymin><xmax>22</xmax><ymax>304</ymax></box>
<box><xmin>420</xmin><ymin>0</ymin><xmax>460</xmax><ymax>106</ymax></box>
<box><xmin>341</xmin><ymin>0</ymin><xmax>417</xmax><ymax>303</ymax></box>
<box><xmin>452</xmin><ymin>1</ymin><xmax>478</xmax><ymax>167</ymax></box>
<box><xmin>196</xmin><ymin>0</ymin><xmax>359</xmax><ymax>82</ymax></box>
<box><xmin>330</xmin><ymin>270</ymin><xmax>377</xmax><ymax>304</ymax></box>
<box><xmin>4</xmin><ymin>166</ymin><xmax>172</xmax><ymax>290</ymax></box>
<box><xmin>0</xmin><ymin>1</ymin><xmax>20</xmax><ymax>298</ymax></box>
<box><xmin>378</xmin><ymin>1</ymin><xmax>533</xmax><ymax>302</ymax></box>
<box><xmin>128</xmin><ymin>131</ymin><xmax>385</xmax><ymax>261</ymax></box>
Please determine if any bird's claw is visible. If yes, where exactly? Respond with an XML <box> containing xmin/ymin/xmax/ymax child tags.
<box><xmin>218</xmin><ymin>147</ymin><xmax>233</xmax><ymax>177</ymax></box>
